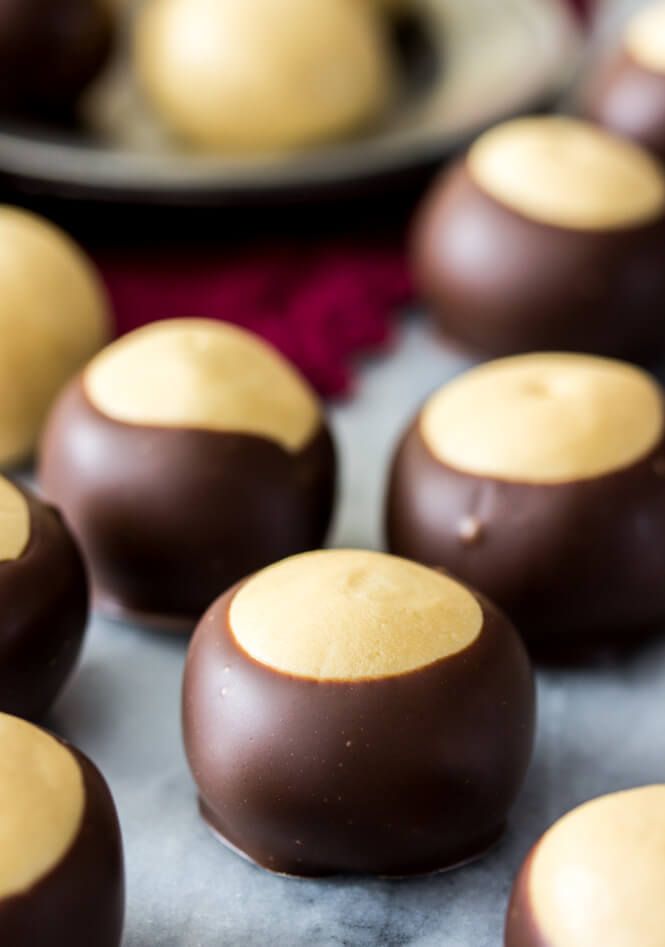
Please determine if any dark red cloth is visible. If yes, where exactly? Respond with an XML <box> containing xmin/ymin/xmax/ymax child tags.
<box><xmin>98</xmin><ymin>246</ymin><xmax>412</xmax><ymax>399</ymax></box>
<box><xmin>572</xmin><ymin>0</ymin><xmax>594</xmax><ymax>18</ymax></box>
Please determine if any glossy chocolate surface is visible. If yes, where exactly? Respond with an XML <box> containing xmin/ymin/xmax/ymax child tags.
<box><xmin>386</xmin><ymin>421</ymin><xmax>665</xmax><ymax>658</ymax></box>
<box><xmin>0</xmin><ymin>486</ymin><xmax>88</xmax><ymax>719</ymax></box>
<box><xmin>39</xmin><ymin>378</ymin><xmax>336</xmax><ymax>629</ymax></box>
<box><xmin>182</xmin><ymin>577</ymin><xmax>534</xmax><ymax>877</ymax></box>
<box><xmin>0</xmin><ymin>741</ymin><xmax>124</xmax><ymax>947</ymax></box>
<box><xmin>0</xmin><ymin>0</ymin><xmax>112</xmax><ymax>117</ymax></box>
<box><xmin>583</xmin><ymin>49</ymin><xmax>665</xmax><ymax>164</ymax></box>
<box><xmin>410</xmin><ymin>160</ymin><xmax>665</xmax><ymax>361</ymax></box>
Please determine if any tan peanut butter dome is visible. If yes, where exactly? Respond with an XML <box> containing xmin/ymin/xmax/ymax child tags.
<box><xmin>0</xmin><ymin>477</ymin><xmax>29</xmax><ymax>561</ymax></box>
<box><xmin>625</xmin><ymin>2</ymin><xmax>665</xmax><ymax>75</ymax></box>
<box><xmin>134</xmin><ymin>0</ymin><xmax>392</xmax><ymax>151</ymax></box>
<box><xmin>529</xmin><ymin>786</ymin><xmax>665</xmax><ymax>947</ymax></box>
<box><xmin>0</xmin><ymin>714</ymin><xmax>85</xmax><ymax>899</ymax></box>
<box><xmin>420</xmin><ymin>353</ymin><xmax>664</xmax><ymax>484</ymax></box>
<box><xmin>84</xmin><ymin>319</ymin><xmax>321</xmax><ymax>452</ymax></box>
<box><xmin>229</xmin><ymin>549</ymin><xmax>483</xmax><ymax>680</ymax></box>
<box><xmin>0</xmin><ymin>207</ymin><xmax>109</xmax><ymax>467</ymax></box>
<box><xmin>467</xmin><ymin>116</ymin><xmax>665</xmax><ymax>230</ymax></box>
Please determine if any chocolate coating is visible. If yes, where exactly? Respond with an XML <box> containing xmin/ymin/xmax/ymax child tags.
<box><xmin>583</xmin><ymin>49</ymin><xmax>665</xmax><ymax>165</ymax></box>
<box><xmin>0</xmin><ymin>485</ymin><xmax>88</xmax><ymax>719</ymax></box>
<box><xmin>39</xmin><ymin>378</ymin><xmax>336</xmax><ymax>629</ymax></box>
<box><xmin>386</xmin><ymin>420</ymin><xmax>665</xmax><ymax>659</ymax></box>
<box><xmin>0</xmin><ymin>0</ymin><xmax>113</xmax><ymax>118</ymax></box>
<box><xmin>182</xmin><ymin>576</ymin><xmax>534</xmax><ymax>877</ymax></box>
<box><xmin>0</xmin><ymin>738</ymin><xmax>124</xmax><ymax>947</ymax></box>
<box><xmin>410</xmin><ymin>160</ymin><xmax>665</xmax><ymax>360</ymax></box>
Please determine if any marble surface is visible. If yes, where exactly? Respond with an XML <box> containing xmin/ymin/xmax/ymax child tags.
<box><xmin>43</xmin><ymin>316</ymin><xmax>665</xmax><ymax>947</ymax></box>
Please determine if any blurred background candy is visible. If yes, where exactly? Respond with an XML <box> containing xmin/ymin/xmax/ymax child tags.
<box><xmin>0</xmin><ymin>0</ymin><xmax>113</xmax><ymax>119</ymax></box>
<box><xmin>581</xmin><ymin>1</ymin><xmax>665</xmax><ymax>162</ymax></box>
<box><xmin>0</xmin><ymin>207</ymin><xmax>109</xmax><ymax>468</ymax></box>
<box><xmin>133</xmin><ymin>0</ymin><xmax>394</xmax><ymax>152</ymax></box>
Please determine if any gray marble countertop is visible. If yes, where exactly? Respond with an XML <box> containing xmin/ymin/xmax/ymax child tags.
<box><xmin>44</xmin><ymin>316</ymin><xmax>665</xmax><ymax>947</ymax></box>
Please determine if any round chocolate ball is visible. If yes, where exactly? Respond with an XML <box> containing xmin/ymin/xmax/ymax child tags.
<box><xmin>183</xmin><ymin>548</ymin><xmax>534</xmax><ymax>877</ymax></box>
<box><xmin>0</xmin><ymin>0</ymin><xmax>112</xmax><ymax>118</ymax></box>
<box><xmin>583</xmin><ymin>2</ymin><xmax>665</xmax><ymax>165</ymax></box>
<box><xmin>39</xmin><ymin>319</ymin><xmax>336</xmax><ymax>629</ymax></box>
<box><xmin>386</xmin><ymin>352</ymin><xmax>665</xmax><ymax>659</ymax></box>
<box><xmin>0</xmin><ymin>713</ymin><xmax>124</xmax><ymax>946</ymax></box>
<box><xmin>0</xmin><ymin>207</ymin><xmax>110</xmax><ymax>468</ymax></box>
<box><xmin>133</xmin><ymin>0</ymin><xmax>393</xmax><ymax>151</ymax></box>
<box><xmin>0</xmin><ymin>476</ymin><xmax>88</xmax><ymax>720</ymax></box>
<box><xmin>505</xmin><ymin>786</ymin><xmax>665</xmax><ymax>947</ymax></box>
<box><xmin>410</xmin><ymin>116</ymin><xmax>665</xmax><ymax>361</ymax></box>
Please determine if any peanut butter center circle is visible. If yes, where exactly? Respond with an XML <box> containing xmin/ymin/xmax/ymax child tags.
<box><xmin>229</xmin><ymin>549</ymin><xmax>483</xmax><ymax>680</ymax></box>
<box><xmin>421</xmin><ymin>353</ymin><xmax>663</xmax><ymax>484</ymax></box>
<box><xmin>84</xmin><ymin>319</ymin><xmax>321</xmax><ymax>452</ymax></box>
<box><xmin>0</xmin><ymin>477</ymin><xmax>29</xmax><ymax>562</ymax></box>
<box><xmin>625</xmin><ymin>2</ymin><xmax>665</xmax><ymax>75</ymax></box>
<box><xmin>468</xmin><ymin>117</ymin><xmax>665</xmax><ymax>230</ymax></box>
<box><xmin>0</xmin><ymin>714</ymin><xmax>85</xmax><ymax>899</ymax></box>
<box><xmin>530</xmin><ymin>786</ymin><xmax>665</xmax><ymax>947</ymax></box>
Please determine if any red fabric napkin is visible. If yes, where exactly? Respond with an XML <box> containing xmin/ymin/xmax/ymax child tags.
<box><xmin>571</xmin><ymin>0</ymin><xmax>593</xmax><ymax>17</ymax></box>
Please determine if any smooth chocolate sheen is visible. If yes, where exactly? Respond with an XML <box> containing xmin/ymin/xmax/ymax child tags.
<box><xmin>386</xmin><ymin>418</ymin><xmax>665</xmax><ymax>658</ymax></box>
<box><xmin>39</xmin><ymin>378</ymin><xmax>336</xmax><ymax>628</ymax></box>
<box><xmin>410</xmin><ymin>159</ymin><xmax>665</xmax><ymax>360</ymax></box>
<box><xmin>0</xmin><ymin>0</ymin><xmax>113</xmax><ymax>118</ymax></box>
<box><xmin>583</xmin><ymin>48</ymin><xmax>665</xmax><ymax>164</ymax></box>
<box><xmin>0</xmin><ymin>483</ymin><xmax>89</xmax><ymax>719</ymax></box>
<box><xmin>183</xmin><ymin>567</ymin><xmax>534</xmax><ymax>877</ymax></box>
<box><xmin>0</xmin><ymin>721</ymin><xmax>124</xmax><ymax>947</ymax></box>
